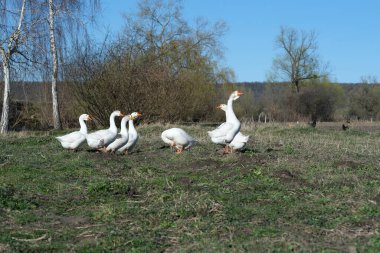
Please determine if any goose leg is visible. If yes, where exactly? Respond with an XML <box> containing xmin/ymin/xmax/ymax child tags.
<box><xmin>100</xmin><ymin>147</ymin><xmax>108</xmax><ymax>153</ymax></box>
<box><xmin>224</xmin><ymin>144</ymin><xmax>229</xmax><ymax>154</ymax></box>
<box><xmin>176</xmin><ymin>145</ymin><xmax>184</xmax><ymax>154</ymax></box>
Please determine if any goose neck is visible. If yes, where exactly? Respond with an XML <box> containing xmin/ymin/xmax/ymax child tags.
<box><xmin>109</xmin><ymin>112</ymin><xmax>118</xmax><ymax>132</ymax></box>
<box><xmin>226</xmin><ymin>97</ymin><xmax>238</xmax><ymax>122</ymax></box>
<box><xmin>79</xmin><ymin>117</ymin><xmax>88</xmax><ymax>134</ymax></box>
<box><xmin>120</xmin><ymin>117</ymin><xmax>129</xmax><ymax>135</ymax></box>
<box><xmin>128</xmin><ymin>119</ymin><xmax>136</xmax><ymax>132</ymax></box>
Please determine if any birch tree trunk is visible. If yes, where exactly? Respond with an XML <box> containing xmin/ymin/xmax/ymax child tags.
<box><xmin>0</xmin><ymin>0</ymin><xmax>26</xmax><ymax>134</ymax></box>
<box><xmin>49</xmin><ymin>0</ymin><xmax>61</xmax><ymax>129</ymax></box>
<box><xmin>0</xmin><ymin>59</ymin><xmax>11</xmax><ymax>134</ymax></box>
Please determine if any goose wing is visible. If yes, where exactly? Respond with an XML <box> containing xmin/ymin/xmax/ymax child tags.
<box><xmin>56</xmin><ymin>131</ymin><xmax>82</xmax><ymax>144</ymax></box>
<box><xmin>107</xmin><ymin>135</ymin><xmax>129</xmax><ymax>151</ymax></box>
<box><xmin>208</xmin><ymin>122</ymin><xmax>233</xmax><ymax>138</ymax></box>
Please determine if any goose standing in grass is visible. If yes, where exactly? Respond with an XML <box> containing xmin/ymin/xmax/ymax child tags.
<box><xmin>86</xmin><ymin>110</ymin><xmax>124</xmax><ymax>150</ymax></box>
<box><xmin>106</xmin><ymin>114</ymin><xmax>131</xmax><ymax>153</ymax></box>
<box><xmin>217</xmin><ymin>104</ymin><xmax>249</xmax><ymax>152</ymax></box>
<box><xmin>208</xmin><ymin>90</ymin><xmax>243</xmax><ymax>154</ymax></box>
<box><xmin>118</xmin><ymin>112</ymin><xmax>142</xmax><ymax>155</ymax></box>
<box><xmin>161</xmin><ymin>128</ymin><xmax>196</xmax><ymax>154</ymax></box>
<box><xmin>56</xmin><ymin>114</ymin><xmax>92</xmax><ymax>150</ymax></box>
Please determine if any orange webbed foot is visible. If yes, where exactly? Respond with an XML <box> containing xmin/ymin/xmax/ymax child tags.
<box><xmin>175</xmin><ymin>146</ymin><xmax>184</xmax><ymax>154</ymax></box>
<box><xmin>223</xmin><ymin>144</ymin><xmax>229</xmax><ymax>154</ymax></box>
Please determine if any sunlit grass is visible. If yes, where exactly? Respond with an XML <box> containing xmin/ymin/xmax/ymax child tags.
<box><xmin>0</xmin><ymin>122</ymin><xmax>379</xmax><ymax>252</ymax></box>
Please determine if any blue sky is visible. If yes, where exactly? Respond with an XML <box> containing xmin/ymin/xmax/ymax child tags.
<box><xmin>95</xmin><ymin>0</ymin><xmax>380</xmax><ymax>83</ymax></box>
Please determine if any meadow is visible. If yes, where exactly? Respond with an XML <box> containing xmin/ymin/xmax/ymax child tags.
<box><xmin>0</xmin><ymin>122</ymin><xmax>379</xmax><ymax>252</ymax></box>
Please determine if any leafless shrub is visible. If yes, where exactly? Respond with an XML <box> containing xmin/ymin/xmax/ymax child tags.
<box><xmin>64</xmin><ymin>0</ymin><xmax>229</xmax><ymax>126</ymax></box>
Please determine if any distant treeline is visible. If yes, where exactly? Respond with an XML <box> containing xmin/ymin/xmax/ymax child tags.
<box><xmin>234</xmin><ymin>81</ymin><xmax>380</xmax><ymax>123</ymax></box>
<box><xmin>1</xmin><ymin>80</ymin><xmax>379</xmax><ymax>130</ymax></box>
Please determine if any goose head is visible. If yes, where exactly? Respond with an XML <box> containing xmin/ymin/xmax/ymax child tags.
<box><xmin>80</xmin><ymin>114</ymin><xmax>92</xmax><ymax>121</ymax></box>
<box><xmin>112</xmin><ymin>110</ymin><xmax>125</xmax><ymax>117</ymax></box>
<box><xmin>130</xmin><ymin>112</ymin><xmax>142</xmax><ymax>120</ymax></box>
<box><xmin>230</xmin><ymin>90</ymin><xmax>244</xmax><ymax>101</ymax></box>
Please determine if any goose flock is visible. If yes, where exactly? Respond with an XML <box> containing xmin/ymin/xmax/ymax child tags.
<box><xmin>56</xmin><ymin>90</ymin><xmax>249</xmax><ymax>154</ymax></box>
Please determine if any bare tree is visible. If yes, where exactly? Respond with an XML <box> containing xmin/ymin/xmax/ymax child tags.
<box><xmin>268</xmin><ymin>26</ymin><xmax>328</xmax><ymax>93</ymax></box>
<box><xmin>0</xmin><ymin>0</ymin><xmax>99</xmax><ymax>133</ymax></box>
<box><xmin>0</xmin><ymin>0</ymin><xmax>27</xmax><ymax>134</ymax></box>
<box><xmin>45</xmin><ymin>0</ymin><xmax>99</xmax><ymax>129</ymax></box>
<box><xmin>48</xmin><ymin>0</ymin><xmax>61</xmax><ymax>129</ymax></box>
<box><xmin>69</xmin><ymin>0</ymin><xmax>229</xmax><ymax>124</ymax></box>
<box><xmin>360</xmin><ymin>74</ymin><xmax>378</xmax><ymax>84</ymax></box>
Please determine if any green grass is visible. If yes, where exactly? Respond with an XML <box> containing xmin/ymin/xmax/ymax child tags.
<box><xmin>0</xmin><ymin>123</ymin><xmax>379</xmax><ymax>252</ymax></box>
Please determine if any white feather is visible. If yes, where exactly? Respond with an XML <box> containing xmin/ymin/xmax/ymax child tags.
<box><xmin>86</xmin><ymin>111</ymin><xmax>123</xmax><ymax>149</ymax></box>
<box><xmin>56</xmin><ymin>114</ymin><xmax>90</xmax><ymax>150</ymax></box>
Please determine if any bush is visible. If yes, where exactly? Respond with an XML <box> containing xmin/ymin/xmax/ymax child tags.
<box><xmin>64</xmin><ymin>0</ymin><xmax>229</xmax><ymax>125</ymax></box>
<box><xmin>297</xmin><ymin>80</ymin><xmax>344</xmax><ymax>121</ymax></box>
<box><xmin>348</xmin><ymin>84</ymin><xmax>380</xmax><ymax>120</ymax></box>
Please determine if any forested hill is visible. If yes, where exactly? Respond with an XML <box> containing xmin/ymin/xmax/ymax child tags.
<box><xmin>233</xmin><ymin>81</ymin><xmax>379</xmax><ymax>94</ymax></box>
<box><xmin>233</xmin><ymin>82</ymin><xmax>267</xmax><ymax>97</ymax></box>
<box><xmin>4</xmin><ymin>81</ymin><xmax>379</xmax><ymax>103</ymax></box>
<box><xmin>1</xmin><ymin>81</ymin><xmax>380</xmax><ymax>131</ymax></box>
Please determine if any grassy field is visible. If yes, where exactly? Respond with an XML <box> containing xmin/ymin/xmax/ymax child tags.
<box><xmin>0</xmin><ymin>122</ymin><xmax>379</xmax><ymax>252</ymax></box>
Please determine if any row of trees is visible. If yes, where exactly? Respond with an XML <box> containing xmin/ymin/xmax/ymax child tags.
<box><xmin>4</xmin><ymin>79</ymin><xmax>380</xmax><ymax>130</ymax></box>
<box><xmin>0</xmin><ymin>0</ymin><xmax>98</xmax><ymax>133</ymax></box>
<box><xmin>0</xmin><ymin>0</ymin><xmax>378</xmax><ymax>132</ymax></box>
<box><xmin>232</xmin><ymin>80</ymin><xmax>380</xmax><ymax>123</ymax></box>
<box><xmin>0</xmin><ymin>0</ymin><xmax>233</xmax><ymax>131</ymax></box>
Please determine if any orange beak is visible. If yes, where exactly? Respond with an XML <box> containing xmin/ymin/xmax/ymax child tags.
<box><xmin>87</xmin><ymin>115</ymin><xmax>93</xmax><ymax>121</ymax></box>
<box><xmin>237</xmin><ymin>91</ymin><xmax>244</xmax><ymax>96</ymax></box>
<box><xmin>216</xmin><ymin>104</ymin><xmax>223</xmax><ymax>109</ymax></box>
<box><xmin>131</xmin><ymin>112</ymin><xmax>142</xmax><ymax>120</ymax></box>
<box><xmin>119</xmin><ymin>112</ymin><xmax>125</xmax><ymax>117</ymax></box>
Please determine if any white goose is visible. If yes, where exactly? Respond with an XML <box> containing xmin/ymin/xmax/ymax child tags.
<box><xmin>86</xmin><ymin>110</ymin><xmax>124</xmax><ymax>150</ymax></box>
<box><xmin>161</xmin><ymin>128</ymin><xmax>196</xmax><ymax>154</ymax></box>
<box><xmin>56</xmin><ymin>114</ymin><xmax>91</xmax><ymax>150</ymax></box>
<box><xmin>208</xmin><ymin>90</ymin><xmax>243</xmax><ymax>153</ymax></box>
<box><xmin>106</xmin><ymin>114</ymin><xmax>131</xmax><ymax>153</ymax></box>
<box><xmin>118</xmin><ymin>112</ymin><xmax>142</xmax><ymax>154</ymax></box>
<box><xmin>218</xmin><ymin>104</ymin><xmax>249</xmax><ymax>151</ymax></box>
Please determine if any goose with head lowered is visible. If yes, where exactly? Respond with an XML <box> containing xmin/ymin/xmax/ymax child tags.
<box><xmin>56</xmin><ymin>114</ymin><xmax>92</xmax><ymax>150</ymax></box>
<box><xmin>217</xmin><ymin>104</ymin><xmax>249</xmax><ymax>152</ymax></box>
<box><xmin>106</xmin><ymin>114</ymin><xmax>131</xmax><ymax>153</ymax></box>
<box><xmin>117</xmin><ymin>112</ymin><xmax>142</xmax><ymax>155</ymax></box>
<box><xmin>86</xmin><ymin>110</ymin><xmax>124</xmax><ymax>150</ymax></box>
<box><xmin>161</xmin><ymin>128</ymin><xmax>196</xmax><ymax>154</ymax></box>
<box><xmin>208</xmin><ymin>90</ymin><xmax>243</xmax><ymax>154</ymax></box>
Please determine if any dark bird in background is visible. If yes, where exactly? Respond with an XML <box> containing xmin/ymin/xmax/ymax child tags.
<box><xmin>309</xmin><ymin>119</ymin><xmax>317</xmax><ymax>128</ymax></box>
<box><xmin>342</xmin><ymin>124</ymin><xmax>349</xmax><ymax>131</ymax></box>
